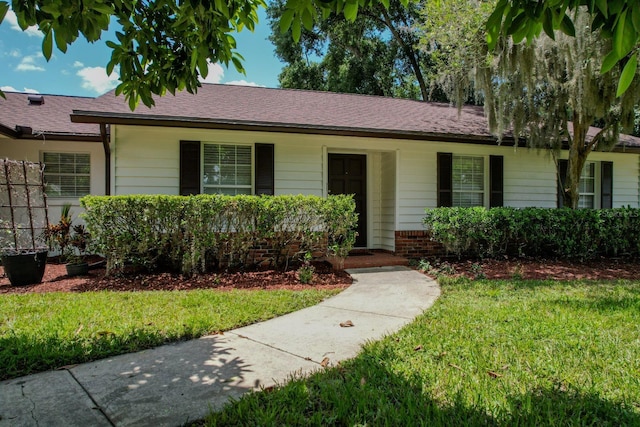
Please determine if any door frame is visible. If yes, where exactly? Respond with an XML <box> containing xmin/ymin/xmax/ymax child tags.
<box><xmin>324</xmin><ymin>149</ymin><xmax>371</xmax><ymax>248</ymax></box>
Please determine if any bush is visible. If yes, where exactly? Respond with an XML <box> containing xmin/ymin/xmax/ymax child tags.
<box><xmin>423</xmin><ymin>207</ymin><xmax>640</xmax><ymax>260</ymax></box>
<box><xmin>81</xmin><ymin>194</ymin><xmax>357</xmax><ymax>275</ymax></box>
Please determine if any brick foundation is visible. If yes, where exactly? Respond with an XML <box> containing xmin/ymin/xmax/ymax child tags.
<box><xmin>394</xmin><ymin>230</ymin><xmax>445</xmax><ymax>258</ymax></box>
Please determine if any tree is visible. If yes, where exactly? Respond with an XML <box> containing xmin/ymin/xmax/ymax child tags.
<box><xmin>423</xmin><ymin>3</ymin><xmax>640</xmax><ymax>209</ymax></box>
<box><xmin>0</xmin><ymin>0</ymin><xmax>264</xmax><ymax>108</ymax></box>
<box><xmin>2</xmin><ymin>0</ymin><xmax>637</xmax><ymax>108</ymax></box>
<box><xmin>267</xmin><ymin>0</ymin><xmax>431</xmax><ymax>100</ymax></box>
<box><xmin>485</xmin><ymin>0</ymin><xmax>640</xmax><ymax>96</ymax></box>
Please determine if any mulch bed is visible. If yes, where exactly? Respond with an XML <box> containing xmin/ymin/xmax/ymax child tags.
<box><xmin>431</xmin><ymin>257</ymin><xmax>640</xmax><ymax>281</ymax></box>
<box><xmin>2</xmin><ymin>257</ymin><xmax>639</xmax><ymax>295</ymax></box>
<box><xmin>0</xmin><ymin>261</ymin><xmax>352</xmax><ymax>295</ymax></box>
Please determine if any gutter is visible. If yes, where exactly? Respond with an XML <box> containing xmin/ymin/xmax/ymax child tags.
<box><xmin>0</xmin><ymin>123</ymin><xmax>18</xmax><ymax>138</ymax></box>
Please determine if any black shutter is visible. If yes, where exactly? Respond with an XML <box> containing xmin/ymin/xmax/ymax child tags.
<box><xmin>557</xmin><ymin>159</ymin><xmax>568</xmax><ymax>208</ymax></box>
<box><xmin>437</xmin><ymin>152</ymin><xmax>453</xmax><ymax>207</ymax></box>
<box><xmin>601</xmin><ymin>161</ymin><xmax>613</xmax><ymax>209</ymax></box>
<box><xmin>255</xmin><ymin>143</ymin><xmax>274</xmax><ymax>195</ymax></box>
<box><xmin>489</xmin><ymin>155</ymin><xmax>504</xmax><ymax>207</ymax></box>
<box><xmin>180</xmin><ymin>140</ymin><xmax>201</xmax><ymax>196</ymax></box>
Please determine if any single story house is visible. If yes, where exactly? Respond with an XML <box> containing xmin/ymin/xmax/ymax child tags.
<box><xmin>2</xmin><ymin>85</ymin><xmax>639</xmax><ymax>255</ymax></box>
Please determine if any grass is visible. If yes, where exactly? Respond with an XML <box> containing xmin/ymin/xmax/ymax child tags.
<box><xmin>205</xmin><ymin>278</ymin><xmax>640</xmax><ymax>426</ymax></box>
<box><xmin>0</xmin><ymin>288</ymin><xmax>340</xmax><ymax>380</ymax></box>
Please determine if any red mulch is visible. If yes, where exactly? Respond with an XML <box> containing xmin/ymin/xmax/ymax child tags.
<box><xmin>0</xmin><ymin>261</ymin><xmax>352</xmax><ymax>295</ymax></box>
<box><xmin>430</xmin><ymin>257</ymin><xmax>640</xmax><ymax>281</ymax></box>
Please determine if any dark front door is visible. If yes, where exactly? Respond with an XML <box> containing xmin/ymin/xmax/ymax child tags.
<box><xmin>328</xmin><ymin>154</ymin><xmax>367</xmax><ymax>247</ymax></box>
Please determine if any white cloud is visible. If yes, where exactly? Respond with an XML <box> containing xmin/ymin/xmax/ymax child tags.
<box><xmin>7</xmin><ymin>50</ymin><xmax>21</xmax><ymax>58</ymax></box>
<box><xmin>77</xmin><ymin>66</ymin><xmax>119</xmax><ymax>94</ymax></box>
<box><xmin>4</xmin><ymin>10</ymin><xmax>42</xmax><ymax>37</ymax></box>
<box><xmin>0</xmin><ymin>86</ymin><xmax>39</xmax><ymax>93</ymax></box>
<box><xmin>198</xmin><ymin>62</ymin><xmax>225</xmax><ymax>84</ymax></box>
<box><xmin>73</xmin><ymin>61</ymin><xmax>84</xmax><ymax>68</ymax></box>
<box><xmin>225</xmin><ymin>80</ymin><xmax>264</xmax><ymax>87</ymax></box>
<box><xmin>15</xmin><ymin>55</ymin><xmax>45</xmax><ymax>72</ymax></box>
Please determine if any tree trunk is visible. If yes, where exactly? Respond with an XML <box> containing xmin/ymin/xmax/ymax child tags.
<box><xmin>378</xmin><ymin>7</ymin><xmax>429</xmax><ymax>101</ymax></box>
<box><xmin>562</xmin><ymin>118</ymin><xmax>592</xmax><ymax>209</ymax></box>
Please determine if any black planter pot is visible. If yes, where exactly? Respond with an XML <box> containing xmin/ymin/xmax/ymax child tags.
<box><xmin>66</xmin><ymin>262</ymin><xmax>89</xmax><ymax>277</ymax></box>
<box><xmin>1</xmin><ymin>250</ymin><xmax>48</xmax><ymax>286</ymax></box>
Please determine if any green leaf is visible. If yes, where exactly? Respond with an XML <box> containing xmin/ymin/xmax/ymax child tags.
<box><xmin>486</xmin><ymin>0</ymin><xmax>508</xmax><ymax>49</ymax></box>
<box><xmin>42</xmin><ymin>31</ymin><xmax>53</xmax><ymax>60</ymax></box>
<box><xmin>231</xmin><ymin>56</ymin><xmax>244</xmax><ymax>73</ymax></box>
<box><xmin>379</xmin><ymin>0</ymin><xmax>389</xmax><ymax>9</ymax></box>
<box><xmin>600</xmin><ymin>49</ymin><xmax>619</xmax><ymax>73</ymax></box>
<box><xmin>291</xmin><ymin>18</ymin><xmax>301</xmax><ymax>42</ymax></box>
<box><xmin>343</xmin><ymin>1</ymin><xmax>358</xmax><ymax>21</ymax></box>
<box><xmin>617</xmin><ymin>52</ymin><xmax>637</xmax><ymax>97</ymax></box>
<box><xmin>280</xmin><ymin>8</ymin><xmax>295</xmax><ymax>33</ymax></box>
<box><xmin>543</xmin><ymin>8</ymin><xmax>555</xmax><ymax>40</ymax></box>
<box><xmin>301</xmin><ymin>8</ymin><xmax>313</xmax><ymax>31</ymax></box>
<box><xmin>507</xmin><ymin>13</ymin><xmax>527</xmax><ymax>36</ymax></box>
<box><xmin>0</xmin><ymin>2</ymin><xmax>9</xmax><ymax>24</ymax></box>
<box><xmin>106</xmin><ymin>59</ymin><xmax>116</xmax><ymax>77</ymax></box>
<box><xmin>633</xmin><ymin>5</ymin><xmax>640</xmax><ymax>32</ymax></box>
<box><xmin>54</xmin><ymin>29</ymin><xmax>68</xmax><ymax>53</ymax></box>
<box><xmin>595</xmin><ymin>0</ymin><xmax>608</xmax><ymax>18</ymax></box>
<box><xmin>613</xmin><ymin>9</ymin><xmax>636</xmax><ymax>57</ymax></box>
<box><xmin>558</xmin><ymin>14</ymin><xmax>575</xmax><ymax>37</ymax></box>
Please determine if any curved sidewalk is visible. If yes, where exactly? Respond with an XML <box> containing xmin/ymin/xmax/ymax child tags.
<box><xmin>0</xmin><ymin>266</ymin><xmax>440</xmax><ymax>427</ymax></box>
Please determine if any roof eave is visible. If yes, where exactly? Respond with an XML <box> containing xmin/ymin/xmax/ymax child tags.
<box><xmin>70</xmin><ymin>110</ymin><xmax>640</xmax><ymax>153</ymax></box>
<box><xmin>71</xmin><ymin>110</ymin><xmax>509</xmax><ymax>145</ymax></box>
<box><xmin>0</xmin><ymin>123</ymin><xmax>18</xmax><ymax>138</ymax></box>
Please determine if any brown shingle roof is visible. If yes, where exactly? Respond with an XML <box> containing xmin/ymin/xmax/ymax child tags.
<box><xmin>0</xmin><ymin>92</ymin><xmax>100</xmax><ymax>140</ymax></box>
<box><xmin>74</xmin><ymin>84</ymin><xmax>495</xmax><ymax>142</ymax></box>
<box><xmin>3</xmin><ymin>85</ymin><xmax>639</xmax><ymax>150</ymax></box>
<box><xmin>71</xmin><ymin>84</ymin><xmax>640</xmax><ymax>149</ymax></box>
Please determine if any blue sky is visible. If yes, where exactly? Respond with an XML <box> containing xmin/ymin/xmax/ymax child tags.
<box><xmin>0</xmin><ymin>8</ymin><xmax>282</xmax><ymax>97</ymax></box>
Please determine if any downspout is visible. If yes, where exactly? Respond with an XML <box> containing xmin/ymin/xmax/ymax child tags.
<box><xmin>100</xmin><ymin>123</ymin><xmax>111</xmax><ymax>196</ymax></box>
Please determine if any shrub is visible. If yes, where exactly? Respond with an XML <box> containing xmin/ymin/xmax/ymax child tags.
<box><xmin>423</xmin><ymin>207</ymin><xmax>640</xmax><ymax>260</ymax></box>
<box><xmin>81</xmin><ymin>194</ymin><xmax>357</xmax><ymax>275</ymax></box>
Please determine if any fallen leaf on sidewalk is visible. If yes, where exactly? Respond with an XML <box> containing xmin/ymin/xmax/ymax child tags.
<box><xmin>340</xmin><ymin>320</ymin><xmax>354</xmax><ymax>327</ymax></box>
<box><xmin>321</xmin><ymin>357</ymin><xmax>330</xmax><ymax>367</ymax></box>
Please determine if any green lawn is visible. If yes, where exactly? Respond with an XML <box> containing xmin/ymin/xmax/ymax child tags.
<box><xmin>205</xmin><ymin>278</ymin><xmax>640</xmax><ymax>426</ymax></box>
<box><xmin>0</xmin><ymin>288</ymin><xmax>340</xmax><ymax>380</ymax></box>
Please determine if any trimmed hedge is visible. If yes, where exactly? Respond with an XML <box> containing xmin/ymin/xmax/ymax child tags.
<box><xmin>81</xmin><ymin>194</ymin><xmax>357</xmax><ymax>274</ymax></box>
<box><xmin>423</xmin><ymin>207</ymin><xmax>640</xmax><ymax>259</ymax></box>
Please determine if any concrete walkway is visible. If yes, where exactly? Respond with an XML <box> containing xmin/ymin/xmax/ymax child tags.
<box><xmin>0</xmin><ymin>266</ymin><xmax>440</xmax><ymax>427</ymax></box>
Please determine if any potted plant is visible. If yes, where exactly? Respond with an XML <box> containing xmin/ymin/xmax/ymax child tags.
<box><xmin>1</xmin><ymin>159</ymin><xmax>50</xmax><ymax>286</ymax></box>
<box><xmin>44</xmin><ymin>204</ymin><xmax>91</xmax><ymax>276</ymax></box>
<box><xmin>0</xmin><ymin>220</ymin><xmax>49</xmax><ymax>286</ymax></box>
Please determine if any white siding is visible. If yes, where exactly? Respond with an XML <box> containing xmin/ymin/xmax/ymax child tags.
<box><xmin>0</xmin><ymin>138</ymin><xmax>105</xmax><ymax>221</ymax></box>
<box><xmin>111</xmin><ymin>125</ymin><xmax>640</xmax><ymax>247</ymax></box>
<box><xmin>380</xmin><ymin>151</ymin><xmax>396</xmax><ymax>251</ymax></box>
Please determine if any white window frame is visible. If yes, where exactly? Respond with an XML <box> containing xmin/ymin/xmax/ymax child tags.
<box><xmin>578</xmin><ymin>161</ymin><xmax>601</xmax><ymax>209</ymax></box>
<box><xmin>201</xmin><ymin>142</ymin><xmax>253</xmax><ymax>195</ymax></box>
<box><xmin>41</xmin><ymin>151</ymin><xmax>91</xmax><ymax>198</ymax></box>
<box><xmin>451</xmin><ymin>155</ymin><xmax>489</xmax><ymax>208</ymax></box>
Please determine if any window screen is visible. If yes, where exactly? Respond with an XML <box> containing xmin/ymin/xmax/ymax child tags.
<box><xmin>578</xmin><ymin>162</ymin><xmax>595</xmax><ymax>209</ymax></box>
<box><xmin>452</xmin><ymin>155</ymin><xmax>484</xmax><ymax>207</ymax></box>
<box><xmin>203</xmin><ymin>144</ymin><xmax>252</xmax><ymax>195</ymax></box>
<box><xmin>42</xmin><ymin>152</ymin><xmax>90</xmax><ymax>197</ymax></box>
